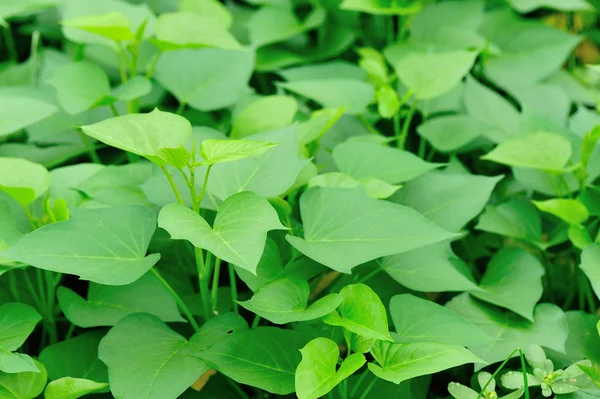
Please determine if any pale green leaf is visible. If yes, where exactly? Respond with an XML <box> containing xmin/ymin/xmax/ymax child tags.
<box><xmin>44</xmin><ymin>377</ymin><xmax>107</xmax><ymax>399</ymax></box>
<box><xmin>369</xmin><ymin>341</ymin><xmax>483</xmax><ymax>384</ymax></box>
<box><xmin>385</xmin><ymin>47</ymin><xmax>477</xmax><ymax>99</ymax></box>
<box><xmin>470</xmin><ymin>247</ymin><xmax>545</xmax><ymax>321</ymax></box>
<box><xmin>393</xmin><ymin>172</ymin><xmax>502</xmax><ymax>232</ymax></box>
<box><xmin>390</xmin><ymin>294</ymin><xmax>490</xmax><ymax>346</ymax></box>
<box><xmin>0</xmin><ymin>158</ymin><xmax>50</xmax><ymax>207</ymax></box>
<box><xmin>199</xmin><ymin>139</ymin><xmax>278</xmax><ymax>166</ymax></box>
<box><xmin>47</xmin><ymin>61</ymin><xmax>111</xmax><ymax>115</ymax></box>
<box><xmin>580</xmin><ymin>244</ymin><xmax>600</xmax><ymax>302</ymax></box>
<box><xmin>154</xmin><ymin>11</ymin><xmax>241</xmax><ymax>50</ymax></box>
<box><xmin>248</xmin><ymin>5</ymin><xmax>325</xmax><ymax>47</ymax></box>
<box><xmin>417</xmin><ymin>115</ymin><xmax>485</xmax><ymax>153</ymax></box>
<box><xmin>339</xmin><ymin>0</ymin><xmax>423</xmax><ymax>15</ymax></box>
<box><xmin>296</xmin><ymin>338</ymin><xmax>365</xmax><ymax>399</ymax></box>
<box><xmin>308</xmin><ymin>172</ymin><xmax>401</xmax><ymax>199</ymax></box>
<box><xmin>0</xmin><ymin>350</ymin><xmax>38</xmax><ymax>374</ymax></box>
<box><xmin>481</xmin><ymin>131</ymin><xmax>572</xmax><ymax>171</ymax></box>
<box><xmin>323</xmin><ymin>283</ymin><xmax>392</xmax><ymax>341</ymax></box>
<box><xmin>238</xmin><ymin>277</ymin><xmax>342</xmax><ymax>324</ymax></box>
<box><xmin>509</xmin><ymin>0</ymin><xmax>592</xmax><ymax>13</ymax></box>
<box><xmin>158</xmin><ymin>192</ymin><xmax>286</xmax><ymax>273</ymax></box>
<box><xmin>154</xmin><ymin>48</ymin><xmax>254</xmax><ymax>111</ymax></box>
<box><xmin>333</xmin><ymin>140</ymin><xmax>441</xmax><ymax>184</ymax></box>
<box><xmin>111</xmin><ymin>76</ymin><xmax>152</xmax><ymax>101</ymax></box>
<box><xmin>0</xmin><ymin>360</ymin><xmax>46</xmax><ymax>399</ymax></box>
<box><xmin>80</xmin><ymin>109</ymin><xmax>191</xmax><ymax>165</ymax></box>
<box><xmin>0</xmin><ymin>95</ymin><xmax>57</xmax><ymax>138</ymax></box>
<box><xmin>62</xmin><ymin>12</ymin><xmax>134</xmax><ymax>41</ymax></box>
<box><xmin>0</xmin><ymin>303</ymin><xmax>41</xmax><ymax>352</ymax></box>
<box><xmin>532</xmin><ymin>198</ymin><xmax>589</xmax><ymax>226</ymax></box>
<box><xmin>279</xmin><ymin>79</ymin><xmax>374</xmax><ymax>115</ymax></box>
<box><xmin>4</xmin><ymin>206</ymin><xmax>160</xmax><ymax>285</ymax></box>
<box><xmin>231</xmin><ymin>95</ymin><xmax>298</xmax><ymax>139</ymax></box>
<box><xmin>446</xmin><ymin>294</ymin><xmax>568</xmax><ymax>365</ymax></box>
<box><xmin>180</xmin><ymin>0</ymin><xmax>232</xmax><ymax>27</ymax></box>
<box><xmin>57</xmin><ymin>272</ymin><xmax>185</xmax><ymax>327</ymax></box>
<box><xmin>287</xmin><ymin>187</ymin><xmax>456</xmax><ymax>273</ymax></box>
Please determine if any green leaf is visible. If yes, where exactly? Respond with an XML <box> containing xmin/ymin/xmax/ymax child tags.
<box><xmin>207</xmin><ymin>125</ymin><xmax>305</xmax><ymax>200</ymax></box>
<box><xmin>0</xmin><ymin>350</ymin><xmax>38</xmax><ymax>374</ymax></box>
<box><xmin>196</xmin><ymin>327</ymin><xmax>311</xmax><ymax>394</ymax></box>
<box><xmin>154</xmin><ymin>11</ymin><xmax>241</xmax><ymax>50</ymax></box>
<box><xmin>231</xmin><ymin>95</ymin><xmax>297</xmax><ymax>139</ymax></box>
<box><xmin>476</xmin><ymin>200</ymin><xmax>543</xmax><ymax>246</ymax></box>
<box><xmin>417</xmin><ymin>115</ymin><xmax>485</xmax><ymax>153</ymax></box>
<box><xmin>62</xmin><ymin>12</ymin><xmax>134</xmax><ymax>41</ymax></box>
<box><xmin>279</xmin><ymin>79</ymin><xmax>374</xmax><ymax>115</ymax></box>
<box><xmin>158</xmin><ymin>192</ymin><xmax>286</xmax><ymax>273</ymax></box>
<box><xmin>481</xmin><ymin>10</ymin><xmax>581</xmax><ymax>86</ymax></box>
<box><xmin>381</xmin><ymin>243</ymin><xmax>480</xmax><ymax>292</ymax></box>
<box><xmin>308</xmin><ymin>172</ymin><xmax>401</xmax><ymax>199</ymax></box>
<box><xmin>339</xmin><ymin>0</ymin><xmax>423</xmax><ymax>15</ymax></box>
<box><xmin>39</xmin><ymin>331</ymin><xmax>108</xmax><ymax>383</ymax></box>
<box><xmin>448</xmin><ymin>382</ymin><xmax>478</xmax><ymax>399</ymax></box>
<box><xmin>390</xmin><ymin>294</ymin><xmax>490</xmax><ymax>346</ymax></box>
<box><xmin>154</xmin><ymin>48</ymin><xmax>254</xmax><ymax>111</ymax></box>
<box><xmin>248</xmin><ymin>5</ymin><xmax>325</xmax><ymax>47</ymax></box>
<box><xmin>280</xmin><ymin>62</ymin><xmax>366</xmax><ymax>81</ymax></box>
<box><xmin>0</xmin><ymin>360</ymin><xmax>47</xmax><ymax>399</ymax></box>
<box><xmin>482</xmin><ymin>131</ymin><xmax>572</xmax><ymax>171</ymax></box>
<box><xmin>333</xmin><ymin>140</ymin><xmax>441</xmax><ymax>184</ymax></box>
<box><xmin>323</xmin><ymin>283</ymin><xmax>392</xmax><ymax>341</ymax></box>
<box><xmin>393</xmin><ymin>172</ymin><xmax>502</xmax><ymax>232</ymax></box>
<box><xmin>4</xmin><ymin>206</ymin><xmax>160</xmax><ymax>285</ymax></box>
<box><xmin>368</xmin><ymin>341</ymin><xmax>483</xmax><ymax>384</ymax></box>
<box><xmin>57</xmin><ymin>272</ymin><xmax>184</xmax><ymax>327</ymax></box>
<box><xmin>470</xmin><ymin>247</ymin><xmax>544</xmax><ymax>321</ymax></box>
<box><xmin>532</xmin><ymin>199</ymin><xmax>589</xmax><ymax>226</ymax></box>
<box><xmin>44</xmin><ymin>377</ymin><xmax>107</xmax><ymax>399</ymax></box>
<box><xmin>199</xmin><ymin>139</ymin><xmax>279</xmax><ymax>166</ymax></box>
<box><xmin>385</xmin><ymin>47</ymin><xmax>478</xmax><ymax>99</ymax></box>
<box><xmin>377</xmin><ymin>85</ymin><xmax>401</xmax><ymax>119</ymax></box>
<box><xmin>155</xmin><ymin>147</ymin><xmax>191</xmax><ymax>170</ymax></box>
<box><xmin>578</xmin><ymin>363</ymin><xmax>600</xmax><ymax>388</ymax></box>
<box><xmin>508</xmin><ymin>0</ymin><xmax>592</xmax><ymax>14</ymax></box>
<box><xmin>580</xmin><ymin>244</ymin><xmax>600</xmax><ymax>301</ymax></box>
<box><xmin>287</xmin><ymin>187</ymin><xmax>456</xmax><ymax>273</ymax></box>
<box><xmin>47</xmin><ymin>61</ymin><xmax>111</xmax><ymax>115</ymax></box>
<box><xmin>180</xmin><ymin>0</ymin><xmax>232</xmax><ymax>27</ymax></box>
<box><xmin>0</xmin><ymin>158</ymin><xmax>50</xmax><ymax>207</ymax></box>
<box><xmin>111</xmin><ymin>76</ymin><xmax>152</xmax><ymax>101</ymax></box>
<box><xmin>295</xmin><ymin>338</ymin><xmax>365</xmax><ymax>399</ymax></box>
<box><xmin>80</xmin><ymin>109</ymin><xmax>192</xmax><ymax>165</ymax></box>
<box><xmin>238</xmin><ymin>277</ymin><xmax>342</xmax><ymax>324</ymax></box>
<box><xmin>98</xmin><ymin>313</ymin><xmax>208</xmax><ymax>399</ymax></box>
<box><xmin>0</xmin><ymin>303</ymin><xmax>41</xmax><ymax>352</ymax></box>
<box><xmin>446</xmin><ymin>294</ymin><xmax>568</xmax><ymax>365</ymax></box>
<box><xmin>0</xmin><ymin>95</ymin><xmax>57</xmax><ymax>138</ymax></box>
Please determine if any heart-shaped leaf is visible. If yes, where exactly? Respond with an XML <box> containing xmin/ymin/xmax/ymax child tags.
<box><xmin>4</xmin><ymin>206</ymin><xmax>160</xmax><ymax>285</ymax></box>
<box><xmin>0</xmin><ymin>158</ymin><xmax>50</xmax><ymax>207</ymax></box>
<box><xmin>287</xmin><ymin>187</ymin><xmax>456</xmax><ymax>273</ymax></box>
<box><xmin>199</xmin><ymin>139</ymin><xmax>278</xmax><ymax>166</ymax></box>
<box><xmin>80</xmin><ymin>109</ymin><xmax>192</xmax><ymax>165</ymax></box>
<box><xmin>296</xmin><ymin>338</ymin><xmax>365</xmax><ymax>399</ymax></box>
<box><xmin>323</xmin><ymin>284</ymin><xmax>393</xmax><ymax>341</ymax></box>
<box><xmin>62</xmin><ymin>12</ymin><xmax>134</xmax><ymax>41</ymax></box>
<box><xmin>368</xmin><ymin>341</ymin><xmax>483</xmax><ymax>384</ymax></box>
<box><xmin>238</xmin><ymin>277</ymin><xmax>342</xmax><ymax>324</ymax></box>
<box><xmin>0</xmin><ymin>359</ymin><xmax>47</xmax><ymax>399</ymax></box>
<box><xmin>159</xmin><ymin>191</ymin><xmax>286</xmax><ymax>273</ymax></box>
<box><xmin>44</xmin><ymin>377</ymin><xmax>108</xmax><ymax>399</ymax></box>
<box><xmin>0</xmin><ymin>303</ymin><xmax>41</xmax><ymax>352</ymax></box>
<box><xmin>0</xmin><ymin>95</ymin><xmax>57</xmax><ymax>138</ymax></box>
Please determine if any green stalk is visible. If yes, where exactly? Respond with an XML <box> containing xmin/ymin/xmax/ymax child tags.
<box><xmin>211</xmin><ymin>256</ymin><xmax>221</xmax><ymax>312</ymax></box>
<box><xmin>195</xmin><ymin>247</ymin><xmax>213</xmax><ymax>320</ymax></box>
<box><xmin>77</xmin><ymin>130</ymin><xmax>101</xmax><ymax>164</ymax></box>
<box><xmin>519</xmin><ymin>348</ymin><xmax>530</xmax><ymax>399</ymax></box>
<box><xmin>151</xmin><ymin>268</ymin><xmax>200</xmax><ymax>332</ymax></box>
<box><xmin>229</xmin><ymin>264</ymin><xmax>239</xmax><ymax>314</ymax></box>
<box><xmin>73</xmin><ymin>43</ymin><xmax>85</xmax><ymax>61</ymax></box>
<box><xmin>1</xmin><ymin>21</ymin><xmax>17</xmax><ymax>63</ymax></box>
<box><xmin>225</xmin><ymin>378</ymin><xmax>250</xmax><ymax>399</ymax></box>
<box><xmin>358</xmin><ymin>375</ymin><xmax>378</xmax><ymax>399</ymax></box>
<box><xmin>476</xmin><ymin>348</ymin><xmax>519</xmax><ymax>399</ymax></box>
<box><xmin>350</xmin><ymin>372</ymin><xmax>372</xmax><ymax>397</ymax></box>
<box><xmin>398</xmin><ymin>100</ymin><xmax>418</xmax><ymax>150</ymax></box>
<box><xmin>145</xmin><ymin>51</ymin><xmax>162</xmax><ymax>79</ymax></box>
<box><xmin>29</xmin><ymin>31</ymin><xmax>40</xmax><ymax>87</ymax></box>
<box><xmin>160</xmin><ymin>165</ymin><xmax>185</xmax><ymax>206</ymax></box>
<box><xmin>251</xmin><ymin>315</ymin><xmax>261</xmax><ymax>328</ymax></box>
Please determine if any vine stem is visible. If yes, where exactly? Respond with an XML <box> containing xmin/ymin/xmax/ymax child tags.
<box><xmin>77</xmin><ymin>131</ymin><xmax>102</xmax><ymax>164</ymax></box>
<box><xmin>160</xmin><ymin>165</ymin><xmax>185</xmax><ymax>205</ymax></box>
<box><xmin>1</xmin><ymin>21</ymin><xmax>17</xmax><ymax>63</ymax></box>
<box><xmin>519</xmin><ymin>348</ymin><xmax>530</xmax><ymax>399</ymax></box>
<box><xmin>229</xmin><ymin>264</ymin><xmax>239</xmax><ymax>314</ymax></box>
<box><xmin>357</xmin><ymin>375</ymin><xmax>378</xmax><ymax>399</ymax></box>
<box><xmin>211</xmin><ymin>256</ymin><xmax>221</xmax><ymax>312</ymax></box>
<box><xmin>476</xmin><ymin>348</ymin><xmax>519</xmax><ymax>399</ymax></box>
<box><xmin>151</xmin><ymin>268</ymin><xmax>200</xmax><ymax>332</ymax></box>
<box><xmin>397</xmin><ymin>100</ymin><xmax>418</xmax><ymax>150</ymax></box>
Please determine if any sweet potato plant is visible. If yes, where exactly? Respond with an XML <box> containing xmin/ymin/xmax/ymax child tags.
<box><xmin>1</xmin><ymin>0</ymin><xmax>600</xmax><ymax>398</ymax></box>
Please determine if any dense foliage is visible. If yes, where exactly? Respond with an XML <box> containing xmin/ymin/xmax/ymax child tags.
<box><xmin>2</xmin><ymin>0</ymin><xmax>600</xmax><ymax>398</ymax></box>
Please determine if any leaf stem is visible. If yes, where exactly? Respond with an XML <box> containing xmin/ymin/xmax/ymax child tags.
<box><xmin>357</xmin><ymin>374</ymin><xmax>378</xmax><ymax>399</ymax></box>
<box><xmin>519</xmin><ymin>348</ymin><xmax>530</xmax><ymax>399</ymax></box>
<box><xmin>229</xmin><ymin>264</ymin><xmax>239</xmax><ymax>314</ymax></box>
<box><xmin>476</xmin><ymin>347</ymin><xmax>519</xmax><ymax>399</ymax></box>
<box><xmin>350</xmin><ymin>372</ymin><xmax>371</xmax><ymax>397</ymax></box>
<box><xmin>145</xmin><ymin>51</ymin><xmax>162</xmax><ymax>79</ymax></box>
<box><xmin>77</xmin><ymin>130</ymin><xmax>102</xmax><ymax>164</ymax></box>
<box><xmin>225</xmin><ymin>378</ymin><xmax>250</xmax><ymax>399</ymax></box>
<box><xmin>356</xmin><ymin>267</ymin><xmax>382</xmax><ymax>284</ymax></box>
<box><xmin>29</xmin><ymin>31</ymin><xmax>40</xmax><ymax>87</ymax></box>
<box><xmin>176</xmin><ymin>102</ymin><xmax>186</xmax><ymax>115</ymax></box>
<box><xmin>398</xmin><ymin>100</ymin><xmax>418</xmax><ymax>150</ymax></box>
<box><xmin>251</xmin><ymin>314</ymin><xmax>261</xmax><ymax>328</ymax></box>
<box><xmin>211</xmin><ymin>256</ymin><xmax>221</xmax><ymax>312</ymax></box>
<box><xmin>160</xmin><ymin>165</ymin><xmax>185</xmax><ymax>206</ymax></box>
<box><xmin>108</xmin><ymin>103</ymin><xmax>120</xmax><ymax>117</ymax></box>
<box><xmin>197</xmin><ymin>165</ymin><xmax>213</xmax><ymax>206</ymax></box>
<box><xmin>150</xmin><ymin>268</ymin><xmax>200</xmax><ymax>332</ymax></box>
<box><xmin>196</xmin><ymin>247</ymin><xmax>212</xmax><ymax>320</ymax></box>
<box><xmin>1</xmin><ymin>21</ymin><xmax>17</xmax><ymax>63</ymax></box>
